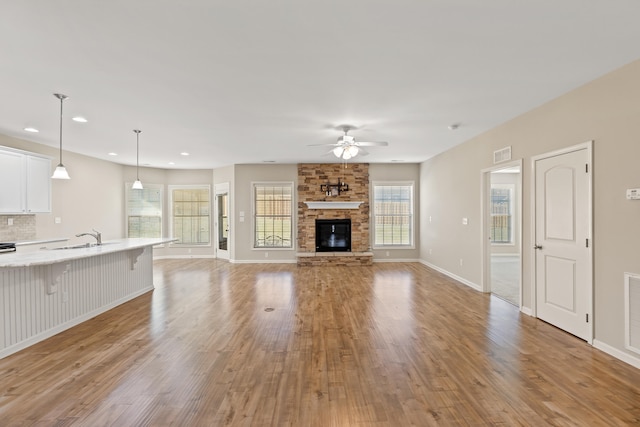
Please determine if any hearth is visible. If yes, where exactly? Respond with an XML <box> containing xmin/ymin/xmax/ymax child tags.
<box><xmin>315</xmin><ymin>219</ymin><xmax>351</xmax><ymax>252</ymax></box>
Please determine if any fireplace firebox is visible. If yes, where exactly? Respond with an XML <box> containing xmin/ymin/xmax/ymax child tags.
<box><xmin>316</xmin><ymin>219</ymin><xmax>351</xmax><ymax>252</ymax></box>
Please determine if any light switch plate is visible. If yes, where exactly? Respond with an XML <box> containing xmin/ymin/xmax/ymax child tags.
<box><xmin>627</xmin><ymin>188</ymin><xmax>640</xmax><ymax>200</ymax></box>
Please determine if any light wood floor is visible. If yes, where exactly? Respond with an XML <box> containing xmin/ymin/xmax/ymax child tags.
<box><xmin>1</xmin><ymin>260</ymin><xmax>639</xmax><ymax>426</ymax></box>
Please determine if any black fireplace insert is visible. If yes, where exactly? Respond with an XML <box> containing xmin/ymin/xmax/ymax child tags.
<box><xmin>315</xmin><ymin>219</ymin><xmax>351</xmax><ymax>252</ymax></box>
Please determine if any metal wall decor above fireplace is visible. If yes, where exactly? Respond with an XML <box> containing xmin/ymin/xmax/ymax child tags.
<box><xmin>316</xmin><ymin>219</ymin><xmax>351</xmax><ymax>252</ymax></box>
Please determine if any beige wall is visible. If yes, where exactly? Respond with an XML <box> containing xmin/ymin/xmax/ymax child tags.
<box><xmin>420</xmin><ymin>59</ymin><xmax>640</xmax><ymax>359</ymax></box>
<box><xmin>369</xmin><ymin>163</ymin><xmax>421</xmax><ymax>261</ymax></box>
<box><xmin>233</xmin><ymin>163</ymin><xmax>298</xmax><ymax>262</ymax></box>
<box><xmin>0</xmin><ymin>134</ymin><xmax>124</xmax><ymax>246</ymax></box>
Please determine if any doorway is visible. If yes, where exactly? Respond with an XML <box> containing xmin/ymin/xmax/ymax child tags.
<box><xmin>214</xmin><ymin>182</ymin><xmax>230</xmax><ymax>260</ymax></box>
<box><xmin>482</xmin><ymin>160</ymin><xmax>522</xmax><ymax>306</ymax></box>
<box><xmin>532</xmin><ymin>142</ymin><xmax>592</xmax><ymax>342</ymax></box>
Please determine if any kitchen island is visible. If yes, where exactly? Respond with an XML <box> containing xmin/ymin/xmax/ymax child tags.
<box><xmin>0</xmin><ymin>238</ymin><xmax>175</xmax><ymax>359</ymax></box>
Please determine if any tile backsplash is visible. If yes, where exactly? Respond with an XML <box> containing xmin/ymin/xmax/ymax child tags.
<box><xmin>0</xmin><ymin>215</ymin><xmax>36</xmax><ymax>242</ymax></box>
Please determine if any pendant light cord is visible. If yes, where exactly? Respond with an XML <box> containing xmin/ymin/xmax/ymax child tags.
<box><xmin>134</xmin><ymin>129</ymin><xmax>141</xmax><ymax>180</ymax></box>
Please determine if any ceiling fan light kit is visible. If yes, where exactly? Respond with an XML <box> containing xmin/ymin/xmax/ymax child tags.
<box><xmin>309</xmin><ymin>126</ymin><xmax>388</xmax><ymax>161</ymax></box>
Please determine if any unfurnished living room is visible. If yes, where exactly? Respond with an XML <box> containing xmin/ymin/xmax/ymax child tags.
<box><xmin>1</xmin><ymin>1</ymin><xmax>640</xmax><ymax>426</ymax></box>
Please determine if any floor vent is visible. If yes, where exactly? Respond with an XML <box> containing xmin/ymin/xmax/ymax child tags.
<box><xmin>493</xmin><ymin>146</ymin><xmax>512</xmax><ymax>164</ymax></box>
<box><xmin>625</xmin><ymin>273</ymin><xmax>640</xmax><ymax>355</ymax></box>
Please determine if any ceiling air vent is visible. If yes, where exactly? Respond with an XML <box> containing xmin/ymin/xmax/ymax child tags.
<box><xmin>493</xmin><ymin>146</ymin><xmax>512</xmax><ymax>164</ymax></box>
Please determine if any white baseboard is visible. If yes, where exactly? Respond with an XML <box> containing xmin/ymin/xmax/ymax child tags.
<box><xmin>593</xmin><ymin>339</ymin><xmax>640</xmax><ymax>370</ymax></box>
<box><xmin>419</xmin><ymin>260</ymin><xmax>481</xmax><ymax>291</ymax></box>
<box><xmin>0</xmin><ymin>286</ymin><xmax>153</xmax><ymax>360</ymax></box>
<box><xmin>230</xmin><ymin>259</ymin><xmax>297</xmax><ymax>264</ymax></box>
<box><xmin>373</xmin><ymin>258</ymin><xmax>420</xmax><ymax>263</ymax></box>
<box><xmin>154</xmin><ymin>255</ymin><xmax>216</xmax><ymax>260</ymax></box>
<box><xmin>520</xmin><ymin>306</ymin><xmax>533</xmax><ymax>316</ymax></box>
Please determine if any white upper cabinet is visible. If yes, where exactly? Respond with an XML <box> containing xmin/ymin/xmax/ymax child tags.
<box><xmin>0</xmin><ymin>147</ymin><xmax>52</xmax><ymax>214</ymax></box>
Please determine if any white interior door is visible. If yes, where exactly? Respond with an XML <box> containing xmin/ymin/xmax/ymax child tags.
<box><xmin>534</xmin><ymin>143</ymin><xmax>592</xmax><ymax>341</ymax></box>
<box><xmin>214</xmin><ymin>183</ymin><xmax>230</xmax><ymax>260</ymax></box>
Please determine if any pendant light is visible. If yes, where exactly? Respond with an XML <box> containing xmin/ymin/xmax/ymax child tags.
<box><xmin>132</xmin><ymin>129</ymin><xmax>143</xmax><ymax>189</ymax></box>
<box><xmin>51</xmin><ymin>93</ymin><xmax>70</xmax><ymax>179</ymax></box>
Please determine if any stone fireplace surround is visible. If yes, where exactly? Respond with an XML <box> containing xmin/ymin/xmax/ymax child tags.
<box><xmin>296</xmin><ymin>163</ymin><xmax>372</xmax><ymax>266</ymax></box>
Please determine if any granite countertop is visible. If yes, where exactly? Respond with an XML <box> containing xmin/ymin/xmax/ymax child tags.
<box><xmin>14</xmin><ymin>238</ymin><xmax>69</xmax><ymax>246</ymax></box>
<box><xmin>0</xmin><ymin>238</ymin><xmax>177</xmax><ymax>268</ymax></box>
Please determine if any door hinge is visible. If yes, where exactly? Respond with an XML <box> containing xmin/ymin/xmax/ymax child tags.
<box><xmin>586</xmin><ymin>313</ymin><xmax>589</xmax><ymax>323</ymax></box>
<box><xmin>586</xmin><ymin>238</ymin><xmax>589</xmax><ymax>248</ymax></box>
<box><xmin>585</xmin><ymin>163</ymin><xmax>589</xmax><ymax>173</ymax></box>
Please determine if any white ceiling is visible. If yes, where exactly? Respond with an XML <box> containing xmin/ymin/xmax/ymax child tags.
<box><xmin>1</xmin><ymin>1</ymin><xmax>639</xmax><ymax>169</ymax></box>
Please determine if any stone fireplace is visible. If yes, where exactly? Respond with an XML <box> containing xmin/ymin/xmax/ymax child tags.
<box><xmin>296</xmin><ymin>163</ymin><xmax>372</xmax><ymax>266</ymax></box>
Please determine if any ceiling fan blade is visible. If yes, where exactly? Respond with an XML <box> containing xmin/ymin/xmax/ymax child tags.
<box><xmin>355</xmin><ymin>141</ymin><xmax>388</xmax><ymax>147</ymax></box>
<box><xmin>307</xmin><ymin>143</ymin><xmax>340</xmax><ymax>147</ymax></box>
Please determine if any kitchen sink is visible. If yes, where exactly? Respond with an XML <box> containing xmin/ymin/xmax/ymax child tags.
<box><xmin>46</xmin><ymin>242</ymin><xmax>117</xmax><ymax>250</ymax></box>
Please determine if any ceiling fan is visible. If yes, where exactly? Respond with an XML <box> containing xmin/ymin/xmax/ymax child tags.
<box><xmin>309</xmin><ymin>126</ymin><xmax>388</xmax><ymax>160</ymax></box>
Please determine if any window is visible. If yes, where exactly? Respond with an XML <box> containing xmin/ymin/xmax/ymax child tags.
<box><xmin>126</xmin><ymin>184</ymin><xmax>162</xmax><ymax>238</ymax></box>
<box><xmin>170</xmin><ymin>185</ymin><xmax>210</xmax><ymax>245</ymax></box>
<box><xmin>373</xmin><ymin>182</ymin><xmax>414</xmax><ymax>247</ymax></box>
<box><xmin>253</xmin><ymin>183</ymin><xmax>293</xmax><ymax>248</ymax></box>
<box><xmin>490</xmin><ymin>184</ymin><xmax>514</xmax><ymax>244</ymax></box>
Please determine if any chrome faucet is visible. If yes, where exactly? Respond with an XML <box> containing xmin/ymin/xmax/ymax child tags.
<box><xmin>76</xmin><ymin>229</ymin><xmax>102</xmax><ymax>245</ymax></box>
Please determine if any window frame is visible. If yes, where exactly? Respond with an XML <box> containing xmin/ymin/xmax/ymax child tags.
<box><xmin>168</xmin><ymin>184</ymin><xmax>212</xmax><ymax>247</ymax></box>
<box><xmin>490</xmin><ymin>183</ymin><xmax>515</xmax><ymax>245</ymax></box>
<box><xmin>252</xmin><ymin>181</ymin><xmax>294</xmax><ymax>250</ymax></box>
<box><xmin>371</xmin><ymin>181</ymin><xmax>415</xmax><ymax>249</ymax></box>
<box><xmin>125</xmin><ymin>182</ymin><xmax>163</xmax><ymax>239</ymax></box>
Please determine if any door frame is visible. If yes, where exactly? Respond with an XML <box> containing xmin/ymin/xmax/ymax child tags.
<box><xmin>214</xmin><ymin>182</ymin><xmax>230</xmax><ymax>260</ymax></box>
<box><xmin>481</xmin><ymin>159</ymin><xmax>523</xmax><ymax>306</ymax></box>
<box><xmin>530</xmin><ymin>141</ymin><xmax>593</xmax><ymax>343</ymax></box>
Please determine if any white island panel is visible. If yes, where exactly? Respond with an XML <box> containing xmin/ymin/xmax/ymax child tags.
<box><xmin>0</xmin><ymin>238</ymin><xmax>172</xmax><ymax>359</ymax></box>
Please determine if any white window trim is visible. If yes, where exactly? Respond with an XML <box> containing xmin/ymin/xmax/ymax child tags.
<box><xmin>371</xmin><ymin>180</ymin><xmax>416</xmax><ymax>249</ymax></box>
<box><xmin>251</xmin><ymin>181</ymin><xmax>295</xmax><ymax>251</ymax></box>
<box><xmin>168</xmin><ymin>184</ymin><xmax>212</xmax><ymax>247</ymax></box>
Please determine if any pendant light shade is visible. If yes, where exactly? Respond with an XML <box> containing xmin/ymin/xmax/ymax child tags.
<box><xmin>51</xmin><ymin>93</ymin><xmax>70</xmax><ymax>179</ymax></box>
<box><xmin>132</xmin><ymin>129</ymin><xmax>143</xmax><ymax>190</ymax></box>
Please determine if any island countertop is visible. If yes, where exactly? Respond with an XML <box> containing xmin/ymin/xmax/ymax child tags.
<box><xmin>0</xmin><ymin>238</ymin><xmax>176</xmax><ymax>268</ymax></box>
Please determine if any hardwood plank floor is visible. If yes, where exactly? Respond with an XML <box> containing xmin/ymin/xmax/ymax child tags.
<box><xmin>1</xmin><ymin>259</ymin><xmax>639</xmax><ymax>426</ymax></box>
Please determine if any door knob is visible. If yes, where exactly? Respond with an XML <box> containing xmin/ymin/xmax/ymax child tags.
<box><xmin>533</xmin><ymin>245</ymin><xmax>543</xmax><ymax>250</ymax></box>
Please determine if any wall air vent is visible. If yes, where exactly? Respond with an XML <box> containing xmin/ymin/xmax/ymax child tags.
<box><xmin>625</xmin><ymin>273</ymin><xmax>640</xmax><ymax>355</ymax></box>
<box><xmin>493</xmin><ymin>146</ymin><xmax>512</xmax><ymax>164</ymax></box>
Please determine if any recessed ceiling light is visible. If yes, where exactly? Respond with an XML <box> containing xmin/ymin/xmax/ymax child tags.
<box><xmin>24</xmin><ymin>127</ymin><xmax>39</xmax><ymax>133</ymax></box>
<box><xmin>168</xmin><ymin>161</ymin><xmax>175</xmax><ymax>165</ymax></box>
<box><xmin>448</xmin><ymin>123</ymin><xmax>460</xmax><ymax>130</ymax></box>
<box><xmin>143</xmin><ymin>163</ymin><xmax>151</xmax><ymax>166</ymax></box>
<box><xmin>180</xmin><ymin>152</ymin><xmax>190</xmax><ymax>156</ymax></box>
<box><xmin>108</xmin><ymin>152</ymin><xmax>118</xmax><ymax>156</ymax></box>
<box><xmin>263</xmin><ymin>160</ymin><xmax>276</xmax><ymax>163</ymax></box>
<box><xmin>390</xmin><ymin>159</ymin><xmax>405</xmax><ymax>162</ymax></box>
<box><xmin>72</xmin><ymin>116</ymin><xmax>88</xmax><ymax>123</ymax></box>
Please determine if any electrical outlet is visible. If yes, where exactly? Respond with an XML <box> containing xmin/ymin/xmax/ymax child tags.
<box><xmin>55</xmin><ymin>217</ymin><xmax>61</xmax><ymax>224</ymax></box>
<box><xmin>265</xmin><ymin>252</ymin><xmax>269</xmax><ymax>258</ymax></box>
<box><xmin>429</xmin><ymin>216</ymin><xmax>432</xmax><ymax>223</ymax></box>
<box><xmin>429</xmin><ymin>248</ymin><xmax>432</xmax><ymax>255</ymax></box>
<box><xmin>7</xmin><ymin>218</ymin><xmax>13</xmax><ymax>226</ymax></box>
<box><xmin>386</xmin><ymin>251</ymin><xmax>390</xmax><ymax>256</ymax></box>
<box><xmin>459</xmin><ymin>258</ymin><xmax>463</xmax><ymax>266</ymax></box>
